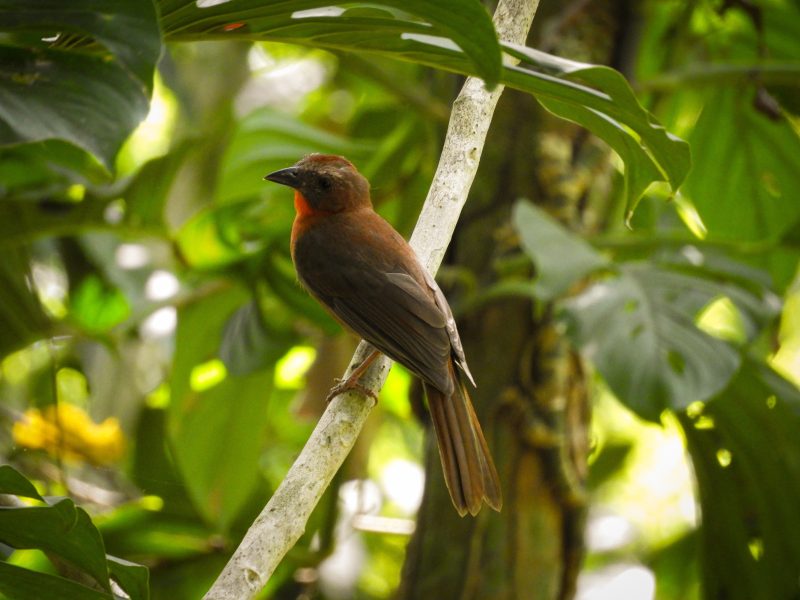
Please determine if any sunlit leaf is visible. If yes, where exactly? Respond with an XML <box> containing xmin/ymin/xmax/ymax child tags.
<box><xmin>685</xmin><ymin>86</ymin><xmax>800</xmax><ymax>242</ymax></box>
<box><xmin>168</xmin><ymin>284</ymin><xmax>273</xmax><ymax>529</ymax></box>
<box><xmin>69</xmin><ymin>275</ymin><xmax>130</xmax><ymax>334</ymax></box>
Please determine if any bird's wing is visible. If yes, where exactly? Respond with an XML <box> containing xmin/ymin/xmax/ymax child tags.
<box><xmin>302</xmin><ymin>264</ymin><xmax>454</xmax><ymax>394</ymax></box>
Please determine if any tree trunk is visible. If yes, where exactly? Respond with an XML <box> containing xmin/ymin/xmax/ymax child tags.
<box><xmin>398</xmin><ymin>86</ymin><xmax>592</xmax><ymax>600</ymax></box>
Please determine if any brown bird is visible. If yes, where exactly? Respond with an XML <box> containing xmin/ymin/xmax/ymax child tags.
<box><xmin>265</xmin><ymin>154</ymin><xmax>501</xmax><ymax>516</ymax></box>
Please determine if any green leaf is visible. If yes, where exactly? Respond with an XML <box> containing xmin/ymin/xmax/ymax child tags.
<box><xmin>0</xmin><ymin>141</ymin><xmax>109</xmax><ymax>202</ymax></box>
<box><xmin>503</xmin><ymin>45</ymin><xmax>691</xmax><ymax>221</ymax></box>
<box><xmin>0</xmin><ymin>562</ymin><xmax>114</xmax><ymax>600</ymax></box>
<box><xmin>220</xmin><ymin>300</ymin><xmax>287</xmax><ymax>376</ymax></box>
<box><xmin>123</xmin><ymin>142</ymin><xmax>194</xmax><ymax>230</ymax></box>
<box><xmin>684</xmin><ymin>86</ymin><xmax>800</xmax><ymax>242</ymax></box>
<box><xmin>160</xmin><ymin>0</ymin><xmax>501</xmax><ymax>86</ymax></box>
<box><xmin>218</xmin><ymin>108</ymin><xmax>376</xmax><ymax>204</ymax></box>
<box><xmin>0</xmin><ymin>465</ymin><xmax>44</xmax><ymax>501</ymax></box>
<box><xmin>564</xmin><ymin>262</ymin><xmax>748</xmax><ymax>420</ymax></box>
<box><xmin>512</xmin><ymin>200</ymin><xmax>608</xmax><ymax>300</ymax></box>
<box><xmin>157</xmin><ymin>2</ymin><xmax>686</xmax><ymax>220</ymax></box>
<box><xmin>107</xmin><ymin>555</ymin><xmax>150</xmax><ymax>600</ymax></box>
<box><xmin>168</xmin><ymin>284</ymin><xmax>272</xmax><ymax>529</ymax></box>
<box><xmin>0</xmin><ymin>0</ymin><xmax>161</xmax><ymax>169</ymax></box>
<box><xmin>69</xmin><ymin>275</ymin><xmax>130</xmax><ymax>334</ymax></box>
<box><xmin>0</xmin><ymin>246</ymin><xmax>51</xmax><ymax>361</ymax></box>
<box><xmin>0</xmin><ymin>46</ymin><xmax>150</xmax><ymax>171</ymax></box>
<box><xmin>176</xmin><ymin>199</ymin><xmax>275</xmax><ymax>269</ymax></box>
<box><xmin>0</xmin><ymin>499</ymin><xmax>110</xmax><ymax>591</ymax></box>
<box><xmin>678</xmin><ymin>360</ymin><xmax>800</xmax><ymax>600</ymax></box>
<box><xmin>0</xmin><ymin>0</ymin><xmax>161</xmax><ymax>89</ymax></box>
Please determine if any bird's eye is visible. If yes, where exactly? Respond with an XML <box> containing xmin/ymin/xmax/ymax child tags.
<box><xmin>319</xmin><ymin>176</ymin><xmax>332</xmax><ymax>191</ymax></box>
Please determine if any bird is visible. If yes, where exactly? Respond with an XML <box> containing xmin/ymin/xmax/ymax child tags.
<box><xmin>264</xmin><ymin>153</ymin><xmax>501</xmax><ymax>517</ymax></box>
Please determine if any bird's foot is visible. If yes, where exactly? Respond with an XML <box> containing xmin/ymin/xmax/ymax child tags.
<box><xmin>326</xmin><ymin>375</ymin><xmax>379</xmax><ymax>404</ymax></box>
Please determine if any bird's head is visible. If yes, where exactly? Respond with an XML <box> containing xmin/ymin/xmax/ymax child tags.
<box><xmin>264</xmin><ymin>154</ymin><xmax>371</xmax><ymax>215</ymax></box>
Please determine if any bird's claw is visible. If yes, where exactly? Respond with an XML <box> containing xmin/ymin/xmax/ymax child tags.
<box><xmin>326</xmin><ymin>377</ymin><xmax>379</xmax><ymax>404</ymax></box>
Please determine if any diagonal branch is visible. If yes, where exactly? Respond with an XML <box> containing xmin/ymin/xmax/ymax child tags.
<box><xmin>204</xmin><ymin>1</ymin><xmax>539</xmax><ymax>598</ymax></box>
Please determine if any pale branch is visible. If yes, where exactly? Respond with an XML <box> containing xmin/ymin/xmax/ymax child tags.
<box><xmin>204</xmin><ymin>1</ymin><xmax>539</xmax><ymax>598</ymax></box>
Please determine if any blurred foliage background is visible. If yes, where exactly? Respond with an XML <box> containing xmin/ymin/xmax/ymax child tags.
<box><xmin>0</xmin><ymin>0</ymin><xmax>799</xmax><ymax>599</ymax></box>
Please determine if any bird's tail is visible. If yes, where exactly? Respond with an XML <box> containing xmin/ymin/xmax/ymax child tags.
<box><xmin>425</xmin><ymin>363</ymin><xmax>502</xmax><ymax>516</ymax></box>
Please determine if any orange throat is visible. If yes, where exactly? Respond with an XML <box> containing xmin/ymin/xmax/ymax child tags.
<box><xmin>293</xmin><ymin>190</ymin><xmax>314</xmax><ymax>218</ymax></box>
<box><xmin>291</xmin><ymin>191</ymin><xmax>332</xmax><ymax>253</ymax></box>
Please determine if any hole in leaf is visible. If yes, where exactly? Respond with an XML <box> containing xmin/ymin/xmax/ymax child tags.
<box><xmin>748</xmin><ymin>537</ymin><xmax>764</xmax><ymax>561</ymax></box>
<box><xmin>686</xmin><ymin>401</ymin><xmax>705</xmax><ymax>418</ymax></box>
<box><xmin>694</xmin><ymin>416</ymin><xmax>715</xmax><ymax>430</ymax></box>
<box><xmin>696</xmin><ymin>296</ymin><xmax>746</xmax><ymax>344</ymax></box>
<box><xmin>667</xmin><ymin>351</ymin><xmax>685</xmax><ymax>375</ymax></box>
<box><xmin>766</xmin><ymin>395</ymin><xmax>777</xmax><ymax>409</ymax></box>
<box><xmin>716</xmin><ymin>448</ymin><xmax>732</xmax><ymax>468</ymax></box>
<box><xmin>190</xmin><ymin>359</ymin><xmax>227</xmax><ymax>392</ymax></box>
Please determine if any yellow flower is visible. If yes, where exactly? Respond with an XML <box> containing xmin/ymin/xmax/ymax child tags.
<box><xmin>13</xmin><ymin>404</ymin><xmax>125</xmax><ymax>466</ymax></box>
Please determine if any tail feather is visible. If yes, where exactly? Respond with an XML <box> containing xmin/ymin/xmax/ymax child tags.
<box><xmin>425</xmin><ymin>363</ymin><xmax>502</xmax><ymax>516</ymax></box>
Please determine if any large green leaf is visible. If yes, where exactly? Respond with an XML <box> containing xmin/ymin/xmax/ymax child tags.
<box><xmin>0</xmin><ymin>0</ymin><xmax>161</xmax><ymax>169</ymax></box>
<box><xmin>512</xmin><ymin>200</ymin><xmax>609</xmax><ymax>300</ymax></box>
<box><xmin>503</xmin><ymin>45</ymin><xmax>691</xmax><ymax>221</ymax></box>
<box><xmin>160</xmin><ymin>0</ymin><xmax>501</xmax><ymax>86</ymax></box>
<box><xmin>0</xmin><ymin>562</ymin><xmax>114</xmax><ymax>600</ymax></box>
<box><xmin>0</xmin><ymin>499</ymin><xmax>110</xmax><ymax>591</ymax></box>
<box><xmin>684</xmin><ymin>86</ymin><xmax>800</xmax><ymax>242</ymax></box>
<box><xmin>158</xmin><ymin>2</ymin><xmax>687</xmax><ymax>221</ymax></box>
<box><xmin>563</xmin><ymin>257</ymin><xmax>776</xmax><ymax>420</ymax></box>
<box><xmin>678</xmin><ymin>360</ymin><xmax>800</xmax><ymax>600</ymax></box>
<box><xmin>168</xmin><ymin>283</ymin><xmax>272</xmax><ymax>530</ymax></box>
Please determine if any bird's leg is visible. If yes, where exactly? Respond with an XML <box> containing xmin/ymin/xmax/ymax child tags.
<box><xmin>326</xmin><ymin>349</ymin><xmax>381</xmax><ymax>403</ymax></box>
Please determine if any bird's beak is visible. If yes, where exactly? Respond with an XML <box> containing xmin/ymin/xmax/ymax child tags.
<box><xmin>264</xmin><ymin>166</ymin><xmax>301</xmax><ymax>189</ymax></box>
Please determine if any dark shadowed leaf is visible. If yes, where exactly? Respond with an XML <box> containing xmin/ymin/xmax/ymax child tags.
<box><xmin>0</xmin><ymin>499</ymin><xmax>110</xmax><ymax>591</ymax></box>
<box><xmin>513</xmin><ymin>200</ymin><xmax>609</xmax><ymax>300</ymax></box>
<box><xmin>0</xmin><ymin>562</ymin><xmax>113</xmax><ymax>600</ymax></box>
<box><xmin>107</xmin><ymin>555</ymin><xmax>150</xmax><ymax>600</ymax></box>
<box><xmin>0</xmin><ymin>0</ymin><xmax>161</xmax><ymax>88</ymax></box>
<box><xmin>0</xmin><ymin>247</ymin><xmax>52</xmax><ymax>361</ymax></box>
<box><xmin>0</xmin><ymin>0</ymin><xmax>161</xmax><ymax>169</ymax></box>
<box><xmin>123</xmin><ymin>142</ymin><xmax>194</xmax><ymax>230</ymax></box>
<box><xmin>678</xmin><ymin>360</ymin><xmax>800</xmax><ymax>600</ymax></box>
<box><xmin>0</xmin><ymin>465</ymin><xmax>44</xmax><ymax>501</ymax></box>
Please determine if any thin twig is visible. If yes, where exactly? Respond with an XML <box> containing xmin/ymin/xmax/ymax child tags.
<box><xmin>204</xmin><ymin>1</ymin><xmax>540</xmax><ymax>598</ymax></box>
